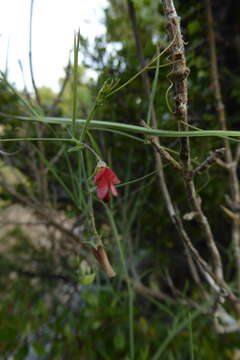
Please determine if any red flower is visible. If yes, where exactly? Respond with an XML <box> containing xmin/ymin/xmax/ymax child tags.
<box><xmin>94</xmin><ymin>165</ymin><xmax>120</xmax><ymax>202</ymax></box>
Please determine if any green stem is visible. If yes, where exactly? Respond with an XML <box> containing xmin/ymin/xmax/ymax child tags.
<box><xmin>106</xmin><ymin>35</ymin><xmax>176</xmax><ymax>98</ymax></box>
<box><xmin>117</xmin><ymin>169</ymin><xmax>158</xmax><ymax>187</ymax></box>
<box><xmin>90</xmin><ymin>128</ymin><xmax>147</xmax><ymax>143</ymax></box>
<box><xmin>79</xmin><ymin>102</ymin><xmax>98</xmax><ymax>142</ymax></box>
<box><xmin>72</xmin><ymin>31</ymin><xmax>80</xmax><ymax>138</ymax></box>
<box><xmin>12</xmin><ymin>115</ymin><xmax>240</xmax><ymax>140</ymax></box>
<box><xmin>0</xmin><ymin>137</ymin><xmax>75</xmax><ymax>143</ymax></box>
<box><xmin>189</xmin><ymin>312</ymin><xmax>194</xmax><ymax>360</ymax></box>
<box><xmin>104</xmin><ymin>204</ymin><xmax>135</xmax><ymax>360</ymax></box>
<box><xmin>147</xmin><ymin>45</ymin><xmax>160</xmax><ymax>125</ymax></box>
<box><xmin>152</xmin><ymin>308</ymin><xmax>202</xmax><ymax>360</ymax></box>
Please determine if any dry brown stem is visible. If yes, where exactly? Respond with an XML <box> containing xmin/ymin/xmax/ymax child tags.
<box><xmin>127</xmin><ymin>0</ymin><xmax>223</xmax><ymax>299</ymax></box>
<box><xmin>141</xmin><ymin>120</ymin><xmax>182</xmax><ymax>171</ymax></box>
<box><xmin>162</xmin><ymin>0</ymin><xmax>223</xmax><ymax>282</ymax></box>
<box><xmin>193</xmin><ymin>148</ymin><xmax>225</xmax><ymax>176</ymax></box>
<box><xmin>127</xmin><ymin>0</ymin><xmax>206</xmax><ymax>300</ymax></box>
<box><xmin>92</xmin><ymin>245</ymin><xmax>116</xmax><ymax>278</ymax></box>
<box><xmin>205</xmin><ymin>0</ymin><xmax>240</xmax><ymax>291</ymax></box>
<box><xmin>162</xmin><ymin>0</ymin><xmax>190</xmax><ymax>171</ymax></box>
<box><xmin>127</xmin><ymin>0</ymin><xmax>206</xmax><ymax>291</ymax></box>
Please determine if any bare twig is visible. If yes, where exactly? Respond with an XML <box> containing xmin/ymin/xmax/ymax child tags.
<box><xmin>174</xmin><ymin>207</ymin><xmax>239</xmax><ymax>310</ymax></box>
<box><xmin>162</xmin><ymin>0</ymin><xmax>191</xmax><ymax>171</ymax></box>
<box><xmin>132</xmin><ymin>280</ymin><xmax>175</xmax><ymax>303</ymax></box>
<box><xmin>213</xmin><ymin>305</ymin><xmax>240</xmax><ymax>333</ymax></box>
<box><xmin>162</xmin><ymin>0</ymin><xmax>223</xmax><ymax>282</ymax></box>
<box><xmin>127</xmin><ymin>0</ymin><xmax>207</xmax><ymax>294</ymax></box>
<box><xmin>235</xmin><ymin>145</ymin><xmax>240</xmax><ymax>164</ymax></box>
<box><xmin>182</xmin><ymin>237</ymin><xmax>207</xmax><ymax>297</ymax></box>
<box><xmin>192</xmin><ymin>147</ymin><xmax>225</xmax><ymax>176</ymax></box>
<box><xmin>215</xmin><ymin>158</ymin><xmax>235</xmax><ymax>169</ymax></box>
<box><xmin>205</xmin><ymin>0</ymin><xmax>240</xmax><ymax>291</ymax></box>
<box><xmin>221</xmin><ymin>206</ymin><xmax>240</xmax><ymax>224</ymax></box>
<box><xmin>92</xmin><ymin>245</ymin><xmax>116</xmax><ymax>278</ymax></box>
<box><xmin>185</xmin><ymin>176</ymin><xmax>223</xmax><ymax>281</ymax></box>
<box><xmin>141</xmin><ymin>120</ymin><xmax>182</xmax><ymax>171</ymax></box>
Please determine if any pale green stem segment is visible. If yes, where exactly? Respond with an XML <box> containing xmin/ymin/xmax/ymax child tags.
<box><xmin>72</xmin><ymin>30</ymin><xmax>81</xmax><ymax>138</ymax></box>
<box><xmin>9</xmin><ymin>115</ymin><xmax>240</xmax><ymax>141</ymax></box>
<box><xmin>152</xmin><ymin>308</ymin><xmax>203</xmax><ymax>360</ymax></box>
<box><xmin>0</xmin><ymin>138</ymin><xmax>75</xmax><ymax>143</ymax></box>
<box><xmin>79</xmin><ymin>79</ymin><xmax>120</xmax><ymax>142</ymax></box>
<box><xmin>106</xmin><ymin>35</ymin><xmax>176</xmax><ymax>98</ymax></box>
<box><xmin>147</xmin><ymin>44</ymin><xmax>161</xmax><ymax>125</ymax></box>
<box><xmin>104</xmin><ymin>204</ymin><xmax>135</xmax><ymax>360</ymax></box>
<box><xmin>79</xmin><ymin>102</ymin><xmax>97</xmax><ymax>142</ymax></box>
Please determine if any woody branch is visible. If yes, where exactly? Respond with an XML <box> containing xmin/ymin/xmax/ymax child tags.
<box><xmin>162</xmin><ymin>0</ymin><xmax>224</xmax><ymax>285</ymax></box>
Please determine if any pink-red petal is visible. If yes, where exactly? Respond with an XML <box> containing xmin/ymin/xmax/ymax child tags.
<box><xmin>96</xmin><ymin>177</ymin><xmax>109</xmax><ymax>200</ymax></box>
<box><xmin>94</xmin><ymin>167</ymin><xmax>107</xmax><ymax>183</ymax></box>
<box><xmin>110</xmin><ymin>182</ymin><xmax>118</xmax><ymax>197</ymax></box>
<box><xmin>94</xmin><ymin>166</ymin><xmax>121</xmax><ymax>201</ymax></box>
<box><xmin>104</xmin><ymin>168</ymin><xmax>120</xmax><ymax>184</ymax></box>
